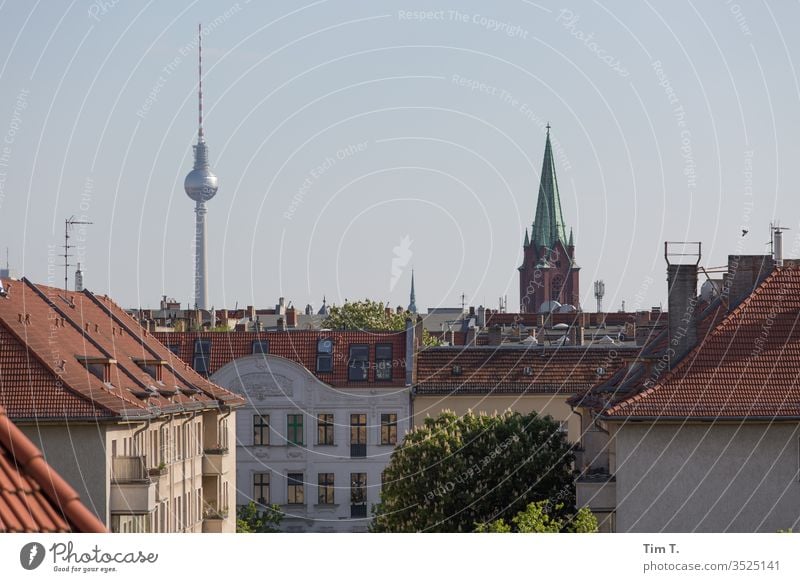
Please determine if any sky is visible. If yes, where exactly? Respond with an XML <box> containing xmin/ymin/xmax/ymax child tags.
<box><xmin>0</xmin><ymin>0</ymin><xmax>798</xmax><ymax>313</ymax></box>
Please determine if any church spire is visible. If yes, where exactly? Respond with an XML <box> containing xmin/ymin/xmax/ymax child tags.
<box><xmin>407</xmin><ymin>269</ymin><xmax>417</xmax><ymax>314</ymax></box>
<box><xmin>530</xmin><ymin>125</ymin><xmax>568</xmax><ymax>250</ymax></box>
<box><xmin>524</xmin><ymin>228</ymin><xmax>530</xmax><ymax>247</ymax></box>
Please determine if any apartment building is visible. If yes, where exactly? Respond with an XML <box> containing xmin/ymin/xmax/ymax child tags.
<box><xmin>0</xmin><ymin>277</ymin><xmax>244</xmax><ymax>532</ymax></box>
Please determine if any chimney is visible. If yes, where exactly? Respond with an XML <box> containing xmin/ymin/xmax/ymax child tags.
<box><xmin>247</xmin><ymin>305</ymin><xmax>255</xmax><ymax>320</ymax></box>
<box><xmin>665</xmin><ymin>242</ymin><xmax>701</xmax><ymax>363</ymax></box>
<box><xmin>773</xmin><ymin>227</ymin><xmax>784</xmax><ymax>267</ymax></box>
<box><xmin>384</xmin><ymin>306</ymin><xmax>392</xmax><ymax>318</ymax></box>
<box><xmin>161</xmin><ymin>295</ymin><xmax>168</xmax><ymax>310</ymax></box>
<box><xmin>286</xmin><ymin>307</ymin><xmax>297</xmax><ymax>328</ymax></box>
<box><xmin>277</xmin><ymin>297</ymin><xmax>286</xmax><ymax>315</ymax></box>
<box><xmin>722</xmin><ymin>254</ymin><xmax>774</xmax><ymax>307</ymax></box>
<box><xmin>277</xmin><ymin>317</ymin><xmax>286</xmax><ymax>331</ymax></box>
<box><xmin>220</xmin><ymin>308</ymin><xmax>229</xmax><ymax>323</ymax></box>
<box><xmin>488</xmin><ymin>325</ymin><xmax>502</xmax><ymax>346</ymax></box>
<box><xmin>476</xmin><ymin>305</ymin><xmax>486</xmax><ymax>328</ymax></box>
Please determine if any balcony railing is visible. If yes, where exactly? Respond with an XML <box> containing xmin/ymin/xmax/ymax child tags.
<box><xmin>350</xmin><ymin>503</ymin><xmax>367</xmax><ymax>518</ymax></box>
<box><xmin>350</xmin><ymin>443</ymin><xmax>366</xmax><ymax>458</ymax></box>
<box><xmin>111</xmin><ymin>456</ymin><xmax>148</xmax><ymax>482</ymax></box>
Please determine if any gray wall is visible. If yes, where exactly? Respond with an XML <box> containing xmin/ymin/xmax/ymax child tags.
<box><xmin>616</xmin><ymin>422</ymin><xmax>800</xmax><ymax>532</ymax></box>
<box><xmin>19</xmin><ymin>423</ymin><xmax>109</xmax><ymax>525</ymax></box>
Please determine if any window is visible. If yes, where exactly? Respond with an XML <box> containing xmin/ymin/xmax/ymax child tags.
<box><xmin>380</xmin><ymin>413</ymin><xmax>397</xmax><ymax>445</ymax></box>
<box><xmin>253</xmin><ymin>473</ymin><xmax>270</xmax><ymax>505</ymax></box>
<box><xmin>348</xmin><ymin>344</ymin><xmax>369</xmax><ymax>381</ymax></box>
<box><xmin>350</xmin><ymin>413</ymin><xmax>367</xmax><ymax>457</ymax></box>
<box><xmin>251</xmin><ymin>340</ymin><xmax>269</xmax><ymax>355</ymax></box>
<box><xmin>451</xmin><ymin>365</ymin><xmax>462</xmax><ymax>376</ymax></box>
<box><xmin>350</xmin><ymin>473</ymin><xmax>367</xmax><ymax>518</ymax></box>
<box><xmin>317</xmin><ymin>413</ymin><xmax>334</xmax><ymax>445</ymax></box>
<box><xmin>287</xmin><ymin>414</ymin><xmax>304</xmax><ymax>446</ymax></box>
<box><xmin>287</xmin><ymin>473</ymin><xmax>304</xmax><ymax>504</ymax></box>
<box><xmin>192</xmin><ymin>339</ymin><xmax>211</xmax><ymax>375</ymax></box>
<box><xmin>253</xmin><ymin>414</ymin><xmax>269</xmax><ymax>446</ymax></box>
<box><xmin>167</xmin><ymin>344</ymin><xmax>180</xmax><ymax>356</ymax></box>
<box><xmin>316</xmin><ymin>339</ymin><xmax>333</xmax><ymax>373</ymax></box>
<box><xmin>318</xmin><ymin>473</ymin><xmax>335</xmax><ymax>505</ymax></box>
<box><xmin>375</xmin><ymin>344</ymin><xmax>393</xmax><ymax>380</ymax></box>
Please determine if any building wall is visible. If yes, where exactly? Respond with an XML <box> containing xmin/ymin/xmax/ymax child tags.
<box><xmin>212</xmin><ymin>354</ymin><xmax>410</xmax><ymax>532</ymax></box>
<box><xmin>615</xmin><ymin>422</ymin><xmax>800</xmax><ymax>532</ymax></box>
<box><xmin>20</xmin><ymin>423</ymin><xmax>110</xmax><ymax>524</ymax></box>
<box><xmin>412</xmin><ymin>394</ymin><xmax>578</xmax><ymax>442</ymax></box>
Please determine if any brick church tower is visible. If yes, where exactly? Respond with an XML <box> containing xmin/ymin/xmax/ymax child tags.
<box><xmin>519</xmin><ymin>126</ymin><xmax>580</xmax><ymax>313</ymax></box>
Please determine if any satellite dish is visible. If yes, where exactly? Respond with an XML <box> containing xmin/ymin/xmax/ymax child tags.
<box><xmin>557</xmin><ymin>304</ymin><xmax>577</xmax><ymax>313</ymax></box>
<box><xmin>553</xmin><ymin>323</ymin><xmax>570</xmax><ymax>330</ymax></box>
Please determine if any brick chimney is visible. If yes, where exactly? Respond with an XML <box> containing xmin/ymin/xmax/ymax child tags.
<box><xmin>286</xmin><ymin>307</ymin><xmax>297</xmax><ymax>328</ymax></box>
<box><xmin>488</xmin><ymin>325</ymin><xmax>502</xmax><ymax>346</ymax></box>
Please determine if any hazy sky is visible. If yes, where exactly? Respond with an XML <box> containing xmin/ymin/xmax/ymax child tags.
<box><xmin>0</xmin><ymin>1</ymin><xmax>798</xmax><ymax>312</ymax></box>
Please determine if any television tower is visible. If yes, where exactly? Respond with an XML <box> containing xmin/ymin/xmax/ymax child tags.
<box><xmin>184</xmin><ymin>24</ymin><xmax>218</xmax><ymax>310</ymax></box>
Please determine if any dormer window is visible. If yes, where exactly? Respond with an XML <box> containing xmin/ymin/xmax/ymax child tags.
<box><xmin>133</xmin><ymin>358</ymin><xmax>166</xmax><ymax>382</ymax></box>
<box><xmin>76</xmin><ymin>356</ymin><xmax>117</xmax><ymax>383</ymax></box>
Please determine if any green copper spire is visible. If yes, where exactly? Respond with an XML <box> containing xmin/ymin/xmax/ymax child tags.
<box><xmin>531</xmin><ymin>125</ymin><xmax>568</xmax><ymax>250</ymax></box>
<box><xmin>524</xmin><ymin>228</ymin><xmax>530</xmax><ymax>247</ymax></box>
<box><xmin>568</xmin><ymin>227</ymin><xmax>574</xmax><ymax>247</ymax></box>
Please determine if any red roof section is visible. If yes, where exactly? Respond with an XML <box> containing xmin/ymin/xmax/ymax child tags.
<box><xmin>153</xmin><ymin>330</ymin><xmax>408</xmax><ymax>387</ymax></box>
<box><xmin>0</xmin><ymin>404</ymin><xmax>106</xmax><ymax>532</ymax></box>
<box><xmin>605</xmin><ymin>267</ymin><xmax>800</xmax><ymax>419</ymax></box>
<box><xmin>0</xmin><ymin>278</ymin><xmax>243</xmax><ymax>420</ymax></box>
<box><xmin>415</xmin><ymin>345</ymin><xmax>640</xmax><ymax>394</ymax></box>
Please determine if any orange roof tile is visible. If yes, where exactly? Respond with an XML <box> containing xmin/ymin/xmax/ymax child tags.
<box><xmin>605</xmin><ymin>267</ymin><xmax>800</xmax><ymax>419</ymax></box>
<box><xmin>0</xmin><ymin>404</ymin><xmax>106</xmax><ymax>532</ymax></box>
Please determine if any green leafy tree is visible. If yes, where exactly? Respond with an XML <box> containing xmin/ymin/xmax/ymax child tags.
<box><xmin>422</xmin><ymin>328</ymin><xmax>442</xmax><ymax>347</ymax></box>
<box><xmin>236</xmin><ymin>502</ymin><xmax>283</xmax><ymax>533</ymax></box>
<box><xmin>323</xmin><ymin>299</ymin><xmax>408</xmax><ymax>331</ymax></box>
<box><xmin>477</xmin><ymin>501</ymin><xmax>598</xmax><ymax>533</ymax></box>
<box><xmin>371</xmin><ymin>410</ymin><xmax>577</xmax><ymax>532</ymax></box>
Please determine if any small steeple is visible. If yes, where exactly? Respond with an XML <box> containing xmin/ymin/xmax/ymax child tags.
<box><xmin>524</xmin><ymin>228</ymin><xmax>530</xmax><ymax>247</ymax></box>
<box><xmin>407</xmin><ymin>269</ymin><xmax>417</xmax><ymax>314</ymax></box>
<box><xmin>568</xmin><ymin>227</ymin><xmax>574</xmax><ymax>247</ymax></box>
<box><xmin>531</xmin><ymin>125</ymin><xmax>568</xmax><ymax>250</ymax></box>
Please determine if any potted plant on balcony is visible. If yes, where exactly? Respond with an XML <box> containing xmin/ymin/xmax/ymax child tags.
<box><xmin>148</xmin><ymin>461</ymin><xmax>167</xmax><ymax>477</ymax></box>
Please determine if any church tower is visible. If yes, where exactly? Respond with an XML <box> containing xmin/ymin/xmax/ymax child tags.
<box><xmin>518</xmin><ymin>126</ymin><xmax>580</xmax><ymax>313</ymax></box>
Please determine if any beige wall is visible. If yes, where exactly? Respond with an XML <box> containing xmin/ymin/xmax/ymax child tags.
<box><xmin>614</xmin><ymin>422</ymin><xmax>800</xmax><ymax>532</ymax></box>
<box><xmin>413</xmin><ymin>394</ymin><xmax>579</xmax><ymax>443</ymax></box>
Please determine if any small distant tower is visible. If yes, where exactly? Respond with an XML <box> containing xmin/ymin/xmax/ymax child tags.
<box><xmin>594</xmin><ymin>280</ymin><xmax>605</xmax><ymax>313</ymax></box>
<box><xmin>75</xmin><ymin>263</ymin><xmax>84</xmax><ymax>292</ymax></box>
<box><xmin>407</xmin><ymin>269</ymin><xmax>417</xmax><ymax>314</ymax></box>
<box><xmin>184</xmin><ymin>24</ymin><xmax>219</xmax><ymax>311</ymax></box>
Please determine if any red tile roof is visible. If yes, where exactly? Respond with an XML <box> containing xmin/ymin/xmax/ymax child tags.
<box><xmin>0</xmin><ymin>404</ymin><xmax>106</xmax><ymax>532</ymax></box>
<box><xmin>605</xmin><ymin>267</ymin><xmax>800</xmax><ymax>419</ymax></box>
<box><xmin>153</xmin><ymin>330</ymin><xmax>408</xmax><ymax>387</ymax></box>
<box><xmin>415</xmin><ymin>345</ymin><xmax>640</xmax><ymax>395</ymax></box>
<box><xmin>0</xmin><ymin>278</ymin><xmax>243</xmax><ymax>420</ymax></box>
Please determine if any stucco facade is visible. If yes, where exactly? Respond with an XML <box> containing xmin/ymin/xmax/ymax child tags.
<box><xmin>19</xmin><ymin>412</ymin><xmax>237</xmax><ymax>533</ymax></box>
<box><xmin>614</xmin><ymin>422</ymin><xmax>800</xmax><ymax>532</ymax></box>
<box><xmin>212</xmin><ymin>354</ymin><xmax>410</xmax><ymax>532</ymax></box>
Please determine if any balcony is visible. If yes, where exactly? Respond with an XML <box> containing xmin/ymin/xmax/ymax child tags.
<box><xmin>350</xmin><ymin>443</ymin><xmax>366</xmax><ymax>458</ymax></box>
<box><xmin>350</xmin><ymin>503</ymin><xmax>367</xmax><ymax>518</ymax></box>
<box><xmin>110</xmin><ymin>456</ymin><xmax>156</xmax><ymax>514</ymax></box>
<box><xmin>202</xmin><ymin>447</ymin><xmax>231</xmax><ymax>475</ymax></box>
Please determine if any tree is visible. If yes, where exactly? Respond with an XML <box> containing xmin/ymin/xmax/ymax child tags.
<box><xmin>476</xmin><ymin>501</ymin><xmax>598</xmax><ymax>533</ymax></box>
<box><xmin>323</xmin><ymin>299</ymin><xmax>408</xmax><ymax>331</ymax></box>
<box><xmin>371</xmin><ymin>410</ymin><xmax>577</xmax><ymax>532</ymax></box>
<box><xmin>236</xmin><ymin>502</ymin><xmax>283</xmax><ymax>533</ymax></box>
<box><xmin>422</xmin><ymin>328</ymin><xmax>442</xmax><ymax>347</ymax></box>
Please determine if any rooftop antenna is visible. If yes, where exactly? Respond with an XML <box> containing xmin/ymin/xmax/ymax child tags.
<box><xmin>62</xmin><ymin>216</ymin><xmax>92</xmax><ymax>292</ymax></box>
<box><xmin>460</xmin><ymin>292</ymin><xmax>466</xmax><ymax>311</ymax></box>
<box><xmin>593</xmin><ymin>280</ymin><xmax>605</xmax><ymax>313</ymax></box>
